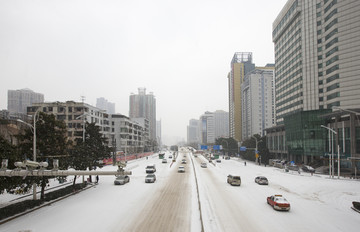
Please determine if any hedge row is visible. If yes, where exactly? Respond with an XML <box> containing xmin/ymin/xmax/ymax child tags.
<box><xmin>0</xmin><ymin>183</ymin><xmax>87</xmax><ymax>221</ymax></box>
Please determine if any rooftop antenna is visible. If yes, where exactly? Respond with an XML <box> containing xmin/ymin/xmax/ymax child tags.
<box><xmin>81</xmin><ymin>95</ymin><xmax>86</xmax><ymax>103</ymax></box>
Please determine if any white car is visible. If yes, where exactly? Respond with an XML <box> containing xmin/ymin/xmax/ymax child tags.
<box><xmin>162</xmin><ymin>159</ymin><xmax>168</xmax><ymax>163</ymax></box>
<box><xmin>178</xmin><ymin>166</ymin><xmax>185</xmax><ymax>173</ymax></box>
<box><xmin>201</xmin><ymin>163</ymin><xmax>207</xmax><ymax>168</ymax></box>
<box><xmin>114</xmin><ymin>175</ymin><xmax>130</xmax><ymax>185</ymax></box>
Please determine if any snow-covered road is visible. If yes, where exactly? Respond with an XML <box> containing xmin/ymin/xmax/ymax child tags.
<box><xmin>1</xmin><ymin>150</ymin><xmax>360</xmax><ymax>232</ymax></box>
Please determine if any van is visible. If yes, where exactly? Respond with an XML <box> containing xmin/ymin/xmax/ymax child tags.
<box><xmin>227</xmin><ymin>175</ymin><xmax>241</xmax><ymax>186</ymax></box>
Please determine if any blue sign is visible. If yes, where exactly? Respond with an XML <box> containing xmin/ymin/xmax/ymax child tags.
<box><xmin>240</xmin><ymin>146</ymin><xmax>247</xmax><ymax>151</ymax></box>
<box><xmin>200</xmin><ymin>145</ymin><xmax>208</xmax><ymax>150</ymax></box>
<box><xmin>213</xmin><ymin>145</ymin><xmax>221</xmax><ymax>150</ymax></box>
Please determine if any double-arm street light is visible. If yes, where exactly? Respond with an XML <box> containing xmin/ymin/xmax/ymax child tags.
<box><xmin>17</xmin><ymin>108</ymin><xmax>41</xmax><ymax>200</ymax></box>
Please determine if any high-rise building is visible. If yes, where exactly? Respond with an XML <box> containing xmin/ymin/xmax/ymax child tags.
<box><xmin>214</xmin><ymin>110</ymin><xmax>229</xmax><ymax>139</ymax></box>
<box><xmin>129</xmin><ymin>88</ymin><xmax>156</xmax><ymax>143</ymax></box>
<box><xmin>228</xmin><ymin>52</ymin><xmax>255</xmax><ymax>142</ymax></box>
<box><xmin>242</xmin><ymin>65</ymin><xmax>275</xmax><ymax>139</ymax></box>
<box><xmin>156</xmin><ymin>119</ymin><xmax>162</xmax><ymax>149</ymax></box>
<box><xmin>267</xmin><ymin>0</ymin><xmax>360</xmax><ymax>164</ymax></box>
<box><xmin>187</xmin><ymin>119</ymin><xmax>200</xmax><ymax>144</ymax></box>
<box><xmin>8</xmin><ymin>88</ymin><xmax>44</xmax><ymax>114</ymax></box>
<box><xmin>200</xmin><ymin>112</ymin><xmax>215</xmax><ymax>144</ymax></box>
<box><xmin>272</xmin><ymin>0</ymin><xmax>360</xmax><ymax>124</ymax></box>
<box><xmin>96</xmin><ymin>97</ymin><xmax>115</xmax><ymax>114</ymax></box>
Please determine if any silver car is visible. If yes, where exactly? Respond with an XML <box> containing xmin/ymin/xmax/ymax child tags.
<box><xmin>114</xmin><ymin>175</ymin><xmax>130</xmax><ymax>185</ymax></box>
<box><xmin>145</xmin><ymin>174</ymin><xmax>156</xmax><ymax>183</ymax></box>
<box><xmin>255</xmin><ymin>176</ymin><xmax>268</xmax><ymax>185</ymax></box>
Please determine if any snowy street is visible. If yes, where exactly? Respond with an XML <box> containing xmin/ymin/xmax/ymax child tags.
<box><xmin>1</xmin><ymin>150</ymin><xmax>360</xmax><ymax>232</ymax></box>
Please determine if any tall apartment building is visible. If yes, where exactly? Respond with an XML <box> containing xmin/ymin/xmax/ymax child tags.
<box><xmin>228</xmin><ymin>52</ymin><xmax>255</xmax><ymax>142</ymax></box>
<box><xmin>8</xmin><ymin>88</ymin><xmax>44</xmax><ymax>114</ymax></box>
<box><xmin>96</xmin><ymin>97</ymin><xmax>115</xmax><ymax>114</ymax></box>
<box><xmin>214</xmin><ymin>110</ymin><xmax>229</xmax><ymax>139</ymax></box>
<box><xmin>200</xmin><ymin>112</ymin><xmax>215</xmax><ymax>144</ymax></box>
<box><xmin>272</xmin><ymin>0</ymin><xmax>360</xmax><ymax>124</ymax></box>
<box><xmin>187</xmin><ymin>119</ymin><xmax>200</xmax><ymax>144</ymax></box>
<box><xmin>241</xmin><ymin>66</ymin><xmax>275</xmax><ymax>139</ymax></box>
<box><xmin>129</xmin><ymin>88</ymin><xmax>156</xmax><ymax>143</ymax></box>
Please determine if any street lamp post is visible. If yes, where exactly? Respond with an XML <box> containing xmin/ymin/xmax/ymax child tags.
<box><xmin>332</xmin><ymin>106</ymin><xmax>360</xmax><ymax>177</ymax></box>
<box><xmin>17</xmin><ymin>108</ymin><xmax>41</xmax><ymax>200</ymax></box>
<box><xmin>321</xmin><ymin>125</ymin><xmax>339</xmax><ymax>179</ymax></box>
<box><xmin>252</xmin><ymin>136</ymin><xmax>260</xmax><ymax>165</ymax></box>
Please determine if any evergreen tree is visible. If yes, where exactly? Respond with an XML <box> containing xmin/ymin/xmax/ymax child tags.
<box><xmin>69</xmin><ymin>122</ymin><xmax>111</xmax><ymax>184</ymax></box>
<box><xmin>17</xmin><ymin>112</ymin><xmax>70</xmax><ymax>199</ymax></box>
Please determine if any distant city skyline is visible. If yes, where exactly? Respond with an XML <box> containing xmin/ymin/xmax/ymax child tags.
<box><xmin>0</xmin><ymin>0</ymin><xmax>289</xmax><ymax>144</ymax></box>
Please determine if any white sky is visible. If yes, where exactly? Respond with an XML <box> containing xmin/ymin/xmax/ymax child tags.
<box><xmin>0</xmin><ymin>0</ymin><xmax>288</xmax><ymax>145</ymax></box>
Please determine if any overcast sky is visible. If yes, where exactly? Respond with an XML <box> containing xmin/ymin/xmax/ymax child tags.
<box><xmin>0</xmin><ymin>0</ymin><xmax>288</xmax><ymax>145</ymax></box>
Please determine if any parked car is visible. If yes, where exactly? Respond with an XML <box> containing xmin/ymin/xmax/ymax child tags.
<box><xmin>146</xmin><ymin>165</ymin><xmax>156</xmax><ymax>173</ymax></box>
<box><xmin>178</xmin><ymin>166</ymin><xmax>185</xmax><ymax>173</ymax></box>
<box><xmin>255</xmin><ymin>176</ymin><xmax>269</xmax><ymax>185</ymax></box>
<box><xmin>227</xmin><ymin>175</ymin><xmax>241</xmax><ymax>186</ymax></box>
<box><xmin>225</xmin><ymin>156</ymin><xmax>230</xmax><ymax>160</ymax></box>
<box><xmin>169</xmin><ymin>155</ymin><xmax>173</xmax><ymax>159</ymax></box>
<box><xmin>301</xmin><ymin>165</ymin><xmax>315</xmax><ymax>173</ymax></box>
<box><xmin>216</xmin><ymin>159</ymin><xmax>221</xmax><ymax>163</ymax></box>
<box><xmin>267</xmin><ymin>195</ymin><xmax>291</xmax><ymax>211</ymax></box>
<box><xmin>145</xmin><ymin>174</ymin><xmax>156</xmax><ymax>183</ymax></box>
<box><xmin>114</xmin><ymin>175</ymin><xmax>130</xmax><ymax>185</ymax></box>
<box><xmin>181</xmin><ymin>159</ymin><xmax>187</xmax><ymax>164</ymax></box>
<box><xmin>162</xmin><ymin>159</ymin><xmax>168</xmax><ymax>163</ymax></box>
<box><xmin>201</xmin><ymin>163</ymin><xmax>207</xmax><ymax>168</ymax></box>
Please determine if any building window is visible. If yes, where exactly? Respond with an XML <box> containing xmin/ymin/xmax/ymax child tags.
<box><xmin>326</xmin><ymin>64</ymin><xmax>339</xmax><ymax>74</ymax></box>
<box><xmin>327</xmin><ymin>101</ymin><xmax>340</xmax><ymax>109</ymax></box>
<box><xmin>68</xmin><ymin>107</ymin><xmax>72</xmax><ymax>112</ymax></box>
<box><xmin>317</xmin><ymin>12</ymin><xmax>322</xmax><ymax>17</ymax></box>
<box><xmin>327</xmin><ymin>83</ymin><xmax>340</xmax><ymax>91</ymax></box>
<box><xmin>318</xmin><ymin>71</ymin><xmax>323</xmax><ymax>77</ymax></box>
<box><xmin>325</xmin><ymin>37</ymin><xmax>338</xmax><ymax>49</ymax></box>
<box><xmin>68</xmin><ymin>115</ymin><xmax>72</xmax><ymax>120</ymax></box>
<box><xmin>324</xmin><ymin>0</ymin><xmax>337</xmax><ymax>14</ymax></box>
<box><xmin>325</xmin><ymin>28</ymin><xmax>338</xmax><ymax>41</ymax></box>
<box><xmin>325</xmin><ymin>18</ymin><xmax>338</xmax><ymax>32</ymax></box>
<box><xmin>326</xmin><ymin>73</ymin><xmax>339</xmax><ymax>83</ymax></box>
<box><xmin>319</xmin><ymin>80</ymin><xmax>323</xmax><ymax>85</ymax></box>
<box><xmin>326</xmin><ymin>55</ymin><xmax>339</xmax><ymax>66</ymax></box>
<box><xmin>319</xmin><ymin>97</ymin><xmax>324</xmax><ymax>101</ymax></box>
<box><xmin>318</xmin><ymin>39</ymin><xmax>322</xmax><ymax>44</ymax></box>
<box><xmin>48</xmin><ymin>107</ymin><xmax>53</xmax><ymax>112</ymax></box>
<box><xmin>325</xmin><ymin>8</ymin><xmax>337</xmax><ymax>22</ymax></box>
<box><xmin>318</xmin><ymin>63</ymin><xmax>323</xmax><ymax>69</ymax></box>
<box><xmin>326</xmin><ymin>46</ymin><xmax>338</xmax><ymax>57</ymax></box>
<box><xmin>327</xmin><ymin>92</ymin><xmax>340</xmax><ymax>100</ymax></box>
<box><xmin>317</xmin><ymin>21</ymin><xmax>322</xmax><ymax>26</ymax></box>
<box><xmin>319</xmin><ymin>88</ymin><xmax>323</xmax><ymax>93</ymax></box>
<box><xmin>317</xmin><ymin>29</ymin><xmax>322</xmax><ymax>35</ymax></box>
<box><xmin>318</xmin><ymin>55</ymin><xmax>323</xmax><ymax>60</ymax></box>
